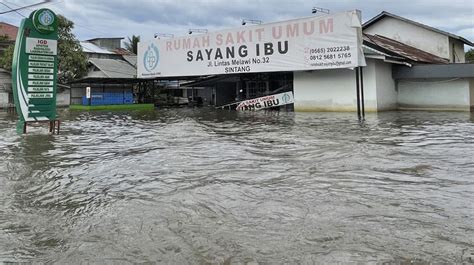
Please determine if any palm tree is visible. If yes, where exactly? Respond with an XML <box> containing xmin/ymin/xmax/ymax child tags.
<box><xmin>125</xmin><ymin>35</ymin><xmax>140</xmax><ymax>54</ymax></box>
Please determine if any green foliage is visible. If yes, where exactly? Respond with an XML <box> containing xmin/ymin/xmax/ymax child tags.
<box><xmin>0</xmin><ymin>44</ymin><xmax>14</xmax><ymax>70</ymax></box>
<box><xmin>0</xmin><ymin>15</ymin><xmax>87</xmax><ymax>83</ymax></box>
<box><xmin>0</xmin><ymin>35</ymin><xmax>10</xmax><ymax>41</ymax></box>
<box><xmin>466</xmin><ymin>48</ymin><xmax>474</xmax><ymax>63</ymax></box>
<box><xmin>57</xmin><ymin>15</ymin><xmax>87</xmax><ymax>84</ymax></box>
<box><xmin>125</xmin><ymin>35</ymin><xmax>140</xmax><ymax>54</ymax></box>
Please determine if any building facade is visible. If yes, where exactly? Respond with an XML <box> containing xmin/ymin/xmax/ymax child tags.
<box><xmin>265</xmin><ymin>11</ymin><xmax>474</xmax><ymax>112</ymax></box>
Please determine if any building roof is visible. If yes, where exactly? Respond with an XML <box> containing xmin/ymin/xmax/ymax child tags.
<box><xmin>80</xmin><ymin>41</ymin><xmax>115</xmax><ymax>54</ymax></box>
<box><xmin>122</xmin><ymin>55</ymin><xmax>137</xmax><ymax>67</ymax></box>
<box><xmin>363</xmin><ymin>33</ymin><xmax>449</xmax><ymax>64</ymax></box>
<box><xmin>363</xmin><ymin>11</ymin><xmax>474</xmax><ymax>46</ymax></box>
<box><xmin>0</xmin><ymin>22</ymin><xmax>18</xmax><ymax>40</ymax></box>
<box><xmin>88</xmin><ymin>58</ymin><xmax>137</xmax><ymax>79</ymax></box>
<box><xmin>114</xmin><ymin>48</ymin><xmax>134</xmax><ymax>55</ymax></box>
<box><xmin>86</xmin><ymin>37</ymin><xmax>124</xmax><ymax>42</ymax></box>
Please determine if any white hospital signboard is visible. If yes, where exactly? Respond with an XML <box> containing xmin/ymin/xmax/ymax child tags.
<box><xmin>138</xmin><ymin>10</ymin><xmax>365</xmax><ymax>78</ymax></box>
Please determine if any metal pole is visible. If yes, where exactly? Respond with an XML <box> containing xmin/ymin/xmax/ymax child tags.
<box><xmin>360</xmin><ymin>67</ymin><xmax>365</xmax><ymax>119</ymax></box>
<box><xmin>355</xmin><ymin>67</ymin><xmax>361</xmax><ymax>120</ymax></box>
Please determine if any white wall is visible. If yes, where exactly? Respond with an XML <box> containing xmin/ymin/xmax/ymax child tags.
<box><xmin>364</xmin><ymin>17</ymin><xmax>450</xmax><ymax>59</ymax></box>
<box><xmin>293</xmin><ymin>59</ymin><xmax>397</xmax><ymax>112</ymax></box>
<box><xmin>293</xmin><ymin>59</ymin><xmax>380</xmax><ymax>112</ymax></box>
<box><xmin>449</xmin><ymin>38</ymin><xmax>466</xmax><ymax>63</ymax></box>
<box><xmin>374</xmin><ymin>60</ymin><xmax>397</xmax><ymax>110</ymax></box>
<box><xmin>470</xmin><ymin>79</ymin><xmax>474</xmax><ymax>110</ymax></box>
<box><xmin>57</xmin><ymin>89</ymin><xmax>71</xmax><ymax>107</ymax></box>
<box><xmin>397</xmin><ymin>78</ymin><xmax>471</xmax><ymax>111</ymax></box>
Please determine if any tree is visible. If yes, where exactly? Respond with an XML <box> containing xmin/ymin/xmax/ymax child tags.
<box><xmin>466</xmin><ymin>48</ymin><xmax>474</xmax><ymax>63</ymax></box>
<box><xmin>57</xmin><ymin>15</ymin><xmax>87</xmax><ymax>84</ymax></box>
<box><xmin>125</xmin><ymin>35</ymin><xmax>140</xmax><ymax>54</ymax></box>
<box><xmin>0</xmin><ymin>44</ymin><xmax>14</xmax><ymax>69</ymax></box>
<box><xmin>0</xmin><ymin>15</ymin><xmax>87</xmax><ymax>84</ymax></box>
<box><xmin>0</xmin><ymin>35</ymin><xmax>14</xmax><ymax>69</ymax></box>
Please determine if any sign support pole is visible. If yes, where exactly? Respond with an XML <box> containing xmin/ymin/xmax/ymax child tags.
<box><xmin>360</xmin><ymin>67</ymin><xmax>365</xmax><ymax>119</ymax></box>
<box><xmin>355</xmin><ymin>67</ymin><xmax>361</xmax><ymax>120</ymax></box>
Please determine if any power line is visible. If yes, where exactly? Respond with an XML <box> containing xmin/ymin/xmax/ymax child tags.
<box><xmin>2</xmin><ymin>0</ymin><xmax>108</xmax><ymax>36</ymax></box>
<box><xmin>0</xmin><ymin>0</ymin><xmax>51</xmax><ymax>14</ymax></box>
<box><xmin>0</xmin><ymin>2</ymin><xmax>26</xmax><ymax>17</ymax></box>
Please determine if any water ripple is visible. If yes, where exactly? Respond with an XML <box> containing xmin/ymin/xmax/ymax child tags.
<box><xmin>0</xmin><ymin>109</ymin><xmax>473</xmax><ymax>263</ymax></box>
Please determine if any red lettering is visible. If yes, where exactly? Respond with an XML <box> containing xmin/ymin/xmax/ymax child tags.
<box><xmin>319</xmin><ymin>18</ymin><xmax>333</xmax><ymax>34</ymax></box>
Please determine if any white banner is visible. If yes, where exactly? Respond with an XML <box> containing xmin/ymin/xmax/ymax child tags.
<box><xmin>236</xmin><ymin>92</ymin><xmax>294</xmax><ymax>111</ymax></box>
<box><xmin>138</xmin><ymin>11</ymin><xmax>364</xmax><ymax>78</ymax></box>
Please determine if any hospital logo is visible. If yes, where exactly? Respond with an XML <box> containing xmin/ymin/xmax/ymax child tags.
<box><xmin>282</xmin><ymin>92</ymin><xmax>291</xmax><ymax>104</ymax></box>
<box><xmin>143</xmin><ymin>43</ymin><xmax>160</xmax><ymax>72</ymax></box>
<box><xmin>38</xmin><ymin>10</ymin><xmax>54</xmax><ymax>26</ymax></box>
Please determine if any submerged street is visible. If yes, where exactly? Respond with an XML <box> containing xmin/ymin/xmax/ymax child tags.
<box><xmin>0</xmin><ymin>109</ymin><xmax>473</xmax><ymax>263</ymax></box>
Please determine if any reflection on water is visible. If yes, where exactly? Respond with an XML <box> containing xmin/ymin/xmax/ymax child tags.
<box><xmin>0</xmin><ymin>108</ymin><xmax>473</xmax><ymax>263</ymax></box>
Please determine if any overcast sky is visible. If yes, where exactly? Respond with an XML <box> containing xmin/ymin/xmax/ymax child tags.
<box><xmin>1</xmin><ymin>0</ymin><xmax>473</xmax><ymax>45</ymax></box>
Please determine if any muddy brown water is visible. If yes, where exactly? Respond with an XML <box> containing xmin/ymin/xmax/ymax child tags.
<box><xmin>1</xmin><ymin>108</ymin><xmax>473</xmax><ymax>263</ymax></box>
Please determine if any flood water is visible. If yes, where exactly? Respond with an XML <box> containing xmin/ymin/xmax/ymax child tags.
<box><xmin>0</xmin><ymin>108</ymin><xmax>473</xmax><ymax>264</ymax></box>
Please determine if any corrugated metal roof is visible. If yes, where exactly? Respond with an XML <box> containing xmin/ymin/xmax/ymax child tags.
<box><xmin>114</xmin><ymin>48</ymin><xmax>134</xmax><ymax>55</ymax></box>
<box><xmin>86</xmin><ymin>37</ymin><xmax>124</xmax><ymax>42</ymax></box>
<box><xmin>122</xmin><ymin>55</ymin><xmax>137</xmax><ymax>67</ymax></box>
<box><xmin>88</xmin><ymin>58</ymin><xmax>136</xmax><ymax>79</ymax></box>
<box><xmin>80</xmin><ymin>41</ymin><xmax>114</xmax><ymax>54</ymax></box>
<box><xmin>363</xmin><ymin>34</ymin><xmax>449</xmax><ymax>64</ymax></box>
<box><xmin>363</xmin><ymin>11</ymin><xmax>474</xmax><ymax>46</ymax></box>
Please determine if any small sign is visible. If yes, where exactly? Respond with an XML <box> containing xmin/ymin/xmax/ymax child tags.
<box><xmin>86</xmin><ymin>87</ymin><xmax>91</xmax><ymax>99</ymax></box>
<box><xmin>236</xmin><ymin>92</ymin><xmax>294</xmax><ymax>111</ymax></box>
<box><xmin>29</xmin><ymin>55</ymin><xmax>54</xmax><ymax>61</ymax></box>
<box><xmin>29</xmin><ymin>61</ymin><xmax>55</xmax><ymax>67</ymax></box>
<box><xmin>28</xmin><ymin>87</ymin><xmax>53</xmax><ymax>92</ymax></box>
<box><xmin>28</xmin><ymin>93</ymin><xmax>53</xmax><ymax>99</ymax></box>
<box><xmin>28</xmin><ymin>80</ymin><xmax>54</xmax><ymax>86</ymax></box>
<box><xmin>28</xmin><ymin>68</ymin><xmax>54</xmax><ymax>73</ymax></box>
<box><xmin>28</xmin><ymin>74</ymin><xmax>54</xmax><ymax>80</ymax></box>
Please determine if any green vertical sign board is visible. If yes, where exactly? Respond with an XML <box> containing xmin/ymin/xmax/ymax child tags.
<box><xmin>12</xmin><ymin>8</ymin><xmax>58</xmax><ymax>133</ymax></box>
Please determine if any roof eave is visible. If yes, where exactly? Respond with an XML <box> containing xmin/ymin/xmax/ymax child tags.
<box><xmin>363</xmin><ymin>11</ymin><xmax>474</xmax><ymax>47</ymax></box>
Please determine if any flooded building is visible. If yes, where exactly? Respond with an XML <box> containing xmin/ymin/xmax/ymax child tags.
<box><xmin>70</xmin><ymin>38</ymin><xmax>138</xmax><ymax>105</ymax></box>
<box><xmin>363</xmin><ymin>11</ymin><xmax>474</xmax><ymax>111</ymax></box>
<box><xmin>138</xmin><ymin>10</ymin><xmax>473</xmax><ymax>112</ymax></box>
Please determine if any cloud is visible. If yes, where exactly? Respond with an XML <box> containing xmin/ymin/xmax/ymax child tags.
<box><xmin>1</xmin><ymin>0</ymin><xmax>472</xmax><ymax>43</ymax></box>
